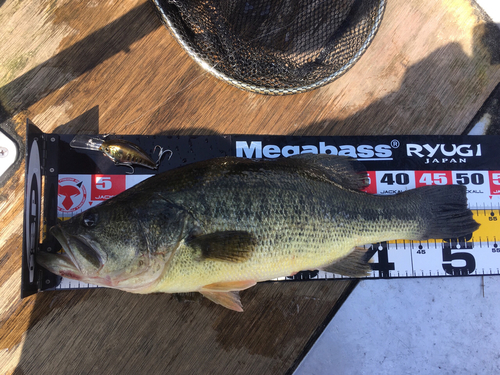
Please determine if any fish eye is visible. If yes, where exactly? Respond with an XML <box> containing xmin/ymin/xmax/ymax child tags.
<box><xmin>82</xmin><ymin>212</ymin><xmax>98</xmax><ymax>228</ymax></box>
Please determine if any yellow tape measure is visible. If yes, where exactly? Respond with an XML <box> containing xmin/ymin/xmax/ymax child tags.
<box><xmin>472</xmin><ymin>209</ymin><xmax>499</xmax><ymax>244</ymax></box>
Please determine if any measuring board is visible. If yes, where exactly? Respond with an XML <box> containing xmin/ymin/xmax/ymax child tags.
<box><xmin>21</xmin><ymin>125</ymin><xmax>500</xmax><ymax>296</ymax></box>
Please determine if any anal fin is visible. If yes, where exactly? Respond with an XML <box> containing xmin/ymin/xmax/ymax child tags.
<box><xmin>320</xmin><ymin>246</ymin><xmax>373</xmax><ymax>277</ymax></box>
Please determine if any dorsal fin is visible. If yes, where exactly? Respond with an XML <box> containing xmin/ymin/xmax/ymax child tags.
<box><xmin>277</xmin><ymin>154</ymin><xmax>369</xmax><ymax>191</ymax></box>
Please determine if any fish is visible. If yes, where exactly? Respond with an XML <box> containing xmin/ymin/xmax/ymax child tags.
<box><xmin>37</xmin><ymin>155</ymin><xmax>479</xmax><ymax>311</ymax></box>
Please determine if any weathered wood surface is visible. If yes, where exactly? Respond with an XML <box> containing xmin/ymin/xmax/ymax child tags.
<box><xmin>0</xmin><ymin>0</ymin><xmax>499</xmax><ymax>374</ymax></box>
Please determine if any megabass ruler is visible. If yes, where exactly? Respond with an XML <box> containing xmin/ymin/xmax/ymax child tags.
<box><xmin>22</xmin><ymin>131</ymin><xmax>500</xmax><ymax>295</ymax></box>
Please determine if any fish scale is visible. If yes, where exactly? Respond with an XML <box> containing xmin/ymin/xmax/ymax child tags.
<box><xmin>140</xmin><ymin>157</ymin><xmax>471</xmax><ymax>287</ymax></box>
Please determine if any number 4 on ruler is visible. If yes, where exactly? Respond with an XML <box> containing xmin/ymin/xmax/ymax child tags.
<box><xmin>366</xmin><ymin>242</ymin><xmax>395</xmax><ymax>278</ymax></box>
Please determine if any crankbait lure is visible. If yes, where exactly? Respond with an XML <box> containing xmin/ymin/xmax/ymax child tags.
<box><xmin>70</xmin><ymin>135</ymin><xmax>171</xmax><ymax>173</ymax></box>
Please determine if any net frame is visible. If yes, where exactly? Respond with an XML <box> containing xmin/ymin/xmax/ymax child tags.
<box><xmin>151</xmin><ymin>0</ymin><xmax>386</xmax><ymax>95</ymax></box>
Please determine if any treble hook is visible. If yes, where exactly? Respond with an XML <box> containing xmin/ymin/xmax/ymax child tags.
<box><xmin>154</xmin><ymin>145</ymin><xmax>173</xmax><ymax>167</ymax></box>
<box><xmin>114</xmin><ymin>162</ymin><xmax>135</xmax><ymax>174</ymax></box>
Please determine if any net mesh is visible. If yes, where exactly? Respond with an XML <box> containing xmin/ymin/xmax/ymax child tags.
<box><xmin>152</xmin><ymin>0</ymin><xmax>386</xmax><ymax>95</ymax></box>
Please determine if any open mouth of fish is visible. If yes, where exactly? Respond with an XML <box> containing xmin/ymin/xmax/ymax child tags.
<box><xmin>37</xmin><ymin>226</ymin><xmax>162</xmax><ymax>291</ymax></box>
<box><xmin>36</xmin><ymin>226</ymin><xmax>104</xmax><ymax>279</ymax></box>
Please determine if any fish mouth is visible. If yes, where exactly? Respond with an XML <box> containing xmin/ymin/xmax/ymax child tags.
<box><xmin>38</xmin><ymin>226</ymin><xmax>104</xmax><ymax>275</ymax></box>
<box><xmin>67</xmin><ymin>234</ymin><xmax>104</xmax><ymax>270</ymax></box>
<box><xmin>38</xmin><ymin>225</ymin><xmax>163</xmax><ymax>291</ymax></box>
<box><xmin>36</xmin><ymin>250</ymin><xmax>79</xmax><ymax>276</ymax></box>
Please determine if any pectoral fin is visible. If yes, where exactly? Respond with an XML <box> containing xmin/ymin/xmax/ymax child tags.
<box><xmin>186</xmin><ymin>231</ymin><xmax>256</xmax><ymax>262</ymax></box>
<box><xmin>320</xmin><ymin>246</ymin><xmax>373</xmax><ymax>276</ymax></box>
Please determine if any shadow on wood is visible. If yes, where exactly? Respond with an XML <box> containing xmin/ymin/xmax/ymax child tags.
<box><xmin>0</xmin><ymin>2</ymin><xmax>161</xmax><ymax>120</ymax></box>
<box><xmin>297</xmin><ymin>23</ymin><xmax>500</xmax><ymax>136</ymax></box>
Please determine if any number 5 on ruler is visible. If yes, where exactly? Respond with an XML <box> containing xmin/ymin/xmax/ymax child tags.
<box><xmin>442</xmin><ymin>240</ymin><xmax>476</xmax><ymax>276</ymax></box>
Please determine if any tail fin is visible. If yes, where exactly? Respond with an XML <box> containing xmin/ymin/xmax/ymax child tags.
<box><xmin>407</xmin><ymin>185</ymin><xmax>479</xmax><ymax>240</ymax></box>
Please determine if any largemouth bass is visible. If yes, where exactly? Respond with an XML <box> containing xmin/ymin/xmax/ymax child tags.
<box><xmin>37</xmin><ymin>155</ymin><xmax>479</xmax><ymax>311</ymax></box>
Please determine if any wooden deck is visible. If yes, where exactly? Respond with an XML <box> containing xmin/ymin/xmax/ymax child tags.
<box><xmin>1</xmin><ymin>0</ymin><xmax>499</xmax><ymax>373</ymax></box>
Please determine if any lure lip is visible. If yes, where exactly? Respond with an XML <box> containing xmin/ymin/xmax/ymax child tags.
<box><xmin>69</xmin><ymin>135</ymin><xmax>104</xmax><ymax>151</ymax></box>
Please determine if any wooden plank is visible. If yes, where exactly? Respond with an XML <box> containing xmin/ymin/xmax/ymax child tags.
<box><xmin>1</xmin><ymin>281</ymin><xmax>357</xmax><ymax>374</ymax></box>
<box><xmin>1</xmin><ymin>0</ymin><xmax>499</xmax><ymax>374</ymax></box>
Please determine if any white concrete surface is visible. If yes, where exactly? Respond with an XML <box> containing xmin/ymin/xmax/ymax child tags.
<box><xmin>295</xmin><ymin>277</ymin><xmax>500</xmax><ymax>374</ymax></box>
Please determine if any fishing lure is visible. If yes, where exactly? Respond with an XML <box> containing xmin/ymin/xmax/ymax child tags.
<box><xmin>70</xmin><ymin>135</ymin><xmax>171</xmax><ymax>174</ymax></box>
